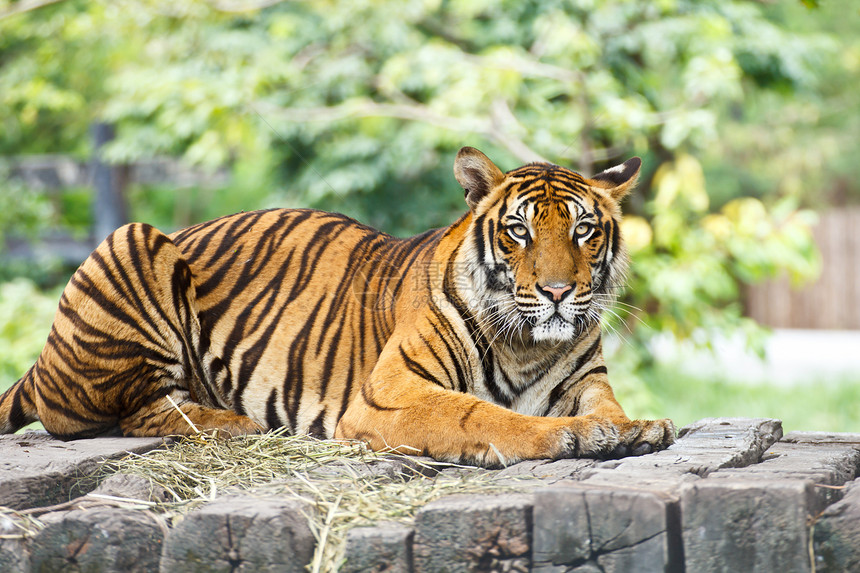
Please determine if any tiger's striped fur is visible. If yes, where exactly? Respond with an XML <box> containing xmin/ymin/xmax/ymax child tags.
<box><xmin>0</xmin><ymin>147</ymin><xmax>674</xmax><ymax>466</ymax></box>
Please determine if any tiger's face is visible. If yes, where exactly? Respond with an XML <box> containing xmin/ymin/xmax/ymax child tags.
<box><xmin>453</xmin><ymin>147</ymin><xmax>640</xmax><ymax>344</ymax></box>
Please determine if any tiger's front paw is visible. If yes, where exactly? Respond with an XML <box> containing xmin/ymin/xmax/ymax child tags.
<box><xmin>611</xmin><ymin>418</ymin><xmax>676</xmax><ymax>458</ymax></box>
<box><xmin>556</xmin><ymin>416</ymin><xmax>621</xmax><ymax>459</ymax></box>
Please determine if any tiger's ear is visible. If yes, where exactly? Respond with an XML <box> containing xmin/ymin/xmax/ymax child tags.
<box><xmin>454</xmin><ymin>147</ymin><xmax>505</xmax><ymax>210</ymax></box>
<box><xmin>589</xmin><ymin>157</ymin><xmax>641</xmax><ymax>201</ymax></box>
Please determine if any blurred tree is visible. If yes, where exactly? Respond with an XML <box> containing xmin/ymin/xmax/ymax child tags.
<box><xmin>0</xmin><ymin>0</ymin><xmax>854</xmax><ymax>376</ymax></box>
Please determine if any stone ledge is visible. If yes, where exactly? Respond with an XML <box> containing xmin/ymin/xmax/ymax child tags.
<box><xmin>0</xmin><ymin>433</ymin><xmax>170</xmax><ymax>511</ymax></box>
<box><xmin>532</xmin><ymin>485</ymin><xmax>680</xmax><ymax>572</ymax></box>
<box><xmin>413</xmin><ymin>493</ymin><xmax>533</xmax><ymax>572</ymax></box>
<box><xmin>161</xmin><ymin>496</ymin><xmax>314</xmax><ymax>573</ymax></box>
<box><xmin>813</xmin><ymin>480</ymin><xmax>860</xmax><ymax>572</ymax></box>
<box><xmin>342</xmin><ymin>522</ymin><xmax>413</xmax><ymax>573</ymax></box>
<box><xmin>1</xmin><ymin>418</ymin><xmax>858</xmax><ymax>573</ymax></box>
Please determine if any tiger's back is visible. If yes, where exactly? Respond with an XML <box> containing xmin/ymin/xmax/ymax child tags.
<box><xmin>170</xmin><ymin>208</ymin><xmax>443</xmax><ymax>437</ymax></box>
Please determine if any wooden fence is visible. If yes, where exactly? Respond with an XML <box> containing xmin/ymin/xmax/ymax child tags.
<box><xmin>2</xmin><ymin>123</ymin><xmax>226</xmax><ymax>265</ymax></box>
<box><xmin>746</xmin><ymin>208</ymin><xmax>860</xmax><ymax>330</ymax></box>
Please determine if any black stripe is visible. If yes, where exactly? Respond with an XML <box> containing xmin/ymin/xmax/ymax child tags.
<box><xmin>418</xmin><ymin>332</ymin><xmax>455</xmax><ymax>389</ymax></box>
<box><xmin>191</xmin><ymin>210</ymin><xmax>272</xmax><ymax>271</ymax></box>
<box><xmin>581</xmin><ymin>365</ymin><xmax>607</xmax><ymax>378</ymax></box>
<box><xmin>71</xmin><ymin>262</ymin><xmax>163</xmax><ymax>351</ymax></box>
<box><xmin>118</xmin><ymin>225</ymin><xmax>186</xmax><ymax>348</ymax></box>
<box><xmin>33</xmin><ymin>379</ymin><xmax>112</xmax><ymax>426</ymax></box>
<box><xmin>545</xmin><ymin>337</ymin><xmax>602</xmax><ymax>414</ymax></box>
<box><xmin>265</xmin><ymin>387</ymin><xmax>281</xmax><ymax>430</ymax></box>
<box><xmin>336</xmin><ymin>343</ymin><xmax>357</xmax><ymax>424</ymax></box>
<box><xmin>228</xmin><ymin>254</ymin><xmax>297</xmax><ymax>410</ymax></box>
<box><xmin>428</xmin><ymin>304</ymin><xmax>470</xmax><ymax>392</ymax></box>
<box><xmin>308</xmin><ymin>409</ymin><xmax>327</xmax><ymax>437</ymax></box>
<box><xmin>316</xmin><ymin>231</ymin><xmax>381</xmax><ymax>354</ymax></box>
<box><xmin>442</xmin><ymin>251</ymin><xmax>513</xmax><ymax>407</ymax></box>
<box><xmin>6</xmin><ymin>379</ymin><xmax>28</xmax><ymax>430</ymax></box>
<box><xmin>399</xmin><ymin>345</ymin><xmax>445</xmax><ymax>388</ymax></box>
<box><xmin>459</xmin><ymin>401</ymin><xmax>480</xmax><ymax>430</ymax></box>
<box><xmin>317</xmin><ymin>319</ymin><xmax>344</xmax><ymax>399</ymax></box>
<box><xmin>284</xmin><ymin>294</ymin><xmax>328</xmax><ymax>430</ymax></box>
<box><xmin>360</xmin><ymin>383</ymin><xmax>400</xmax><ymax>412</ymax></box>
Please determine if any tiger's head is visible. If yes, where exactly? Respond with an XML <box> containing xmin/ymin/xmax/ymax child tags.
<box><xmin>452</xmin><ymin>147</ymin><xmax>640</xmax><ymax>344</ymax></box>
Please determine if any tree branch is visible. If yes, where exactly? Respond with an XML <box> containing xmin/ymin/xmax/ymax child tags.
<box><xmin>488</xmin><ymin>99</ymin><xmax>547</xmax><ymax>163</ymax></box>
<box><xmin>462</xmin><ymin>52</ymin><xmax>585</xmax><ymax>85</ymax></box>
<box><xmin>213</xmin><ymin>0</ymin><xmax>290</xmax><ymax>12</ymax></box>
<box><xmin>0</xmin><ymin>0</ymin><xmax>66</xmax><ymax>21</ymax></box>
<box><xmin>254</xmin><ymin>99</ymin><xmax>548</xmax><ymax>164</ymax></box>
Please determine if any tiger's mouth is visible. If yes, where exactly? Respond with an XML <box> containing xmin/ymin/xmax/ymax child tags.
<box><xmin>525</xmin><ymin>299</ymin><xmax>601</xmax><ymax>342</ymax></box>
<box><xmin>530</xmin><ymin>313</ymin><xmax>577</xmax><ymax>342</ymax></box>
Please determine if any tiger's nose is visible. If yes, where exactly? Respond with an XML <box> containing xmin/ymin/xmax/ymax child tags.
<box><xmin>537</xmin><ymin>283</ymin><xmax>573</xmax><ymax>303</ymax></box>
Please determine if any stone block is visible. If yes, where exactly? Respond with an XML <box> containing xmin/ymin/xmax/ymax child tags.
<box><xmin>160</xmin><ymin>496</ymin><xmax>314</xmax><ymax>573</ymax></box>
<box><xmin>0</xmin><ymin>512</ymin><xmax>31</xmax><ymax>573</ymax></box>
<box><xmin>650</xmin><ymin>417</ymin><xmax>782</xmax><ymax>471</ymax></box>
<box><xmin>813</xmin><ymin>480</ymin><xmax>860</xmax><ymax>573</ymax></box>
<box><xmin>90</xmin><ymin>472</ymin><xmax>173</xmax><ymax>503</ymax></box>
<box><xmin>708</xmin><ymin>440</ymin><xmax>860</xmax><ymax>513</ymax></box>
<box><xmin>307</xmin><ymin>454</ymin><xmax>439</xmax><ymax>482</ymax></box>
<box><xmin>783</xmin><ymin>431</ymin><xmax>860</xmax><ymax>445</ymax></box>
<box><xmin>29</xmin><ymin>507</ymin><xmax>165</xmax><ymax>572</ymax></box>
<box><xmin>579</xmin><ymin>418</ymin><xmax>784</xmax><ymax>491</ymax></box>
<box><xmin>0</xmin><ymin>539</ymin><xmax>29</xmax><ymax>573</ymax></box>
<box><xmin>756</xmin><ymin>441</ymin><xmax>858</xmax><ymax>484</ymax></box>
<box><xmin>495</xmin><ymin>458</ymin><xmax>596</xmax><ymax>484</ymax></box>
<box><xmin>681</xmin><ymin>479</ymin><xmax>814</xmax><ymax>573</ymax></box>
<box><xmin>0</xmin><ymin>432</ymin><xmax>169</xmax><ymax>510</ymax></box>
<box><xmin>532</xmin><ymin>485</ymin><xmax>679</xmax><ymax>573</ymax></box>
<box><xmin>412</xmin><ymin>493</ymin><xmax>532</xmax><ymax>573</ymax></box>
<box><xmin>342</xmin><ymin>521</ymin><xmax>414</xmax><ymax>573</ymax></box>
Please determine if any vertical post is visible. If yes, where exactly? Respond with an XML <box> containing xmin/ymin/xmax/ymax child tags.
<box><xmin>91</xmin><ymin>122</ymin><xmax>129</xmax><ymax>245</ymax></box>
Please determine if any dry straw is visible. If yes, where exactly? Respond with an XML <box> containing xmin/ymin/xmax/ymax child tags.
<box><xmin>97</xmin><ymin>429</ymin><xmax>534</xmax><ymax>572</ymax></box>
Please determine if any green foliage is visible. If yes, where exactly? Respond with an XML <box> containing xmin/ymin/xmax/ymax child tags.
<box><xmin>0</xmin><ymin>280</ymin><xmax>60</xmax><ymax>391</ymax></box>
<box><xmin>628</xmin><ymin>364</ymin><xmax>860</xmax><ymax>434</ymax></box>
<box><xmin>0</xmin><ymin>169</ymin><xmax>89</xmax><ymax>284</ymax></box>
<box><xmin>613</xmin><ymin>153</ymin><xmax>820</xmax><ymax>368</ymax></box>
<box><xmin>0</xmin><ymin>171</ymin><xmax>53</xmax><ymax>250</ymax></box>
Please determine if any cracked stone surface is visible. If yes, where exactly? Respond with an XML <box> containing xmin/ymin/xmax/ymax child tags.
<box><xmin>160</xmin><ymin>496</ymin><xmax>314</xmax><ymax>573</ymax></box>
<box><xmin>342</xmin><ymin>522</ymin><xmax>414</xmax><ymax>573</ymax></box>
<box><xmin>412</xmin><ymin>493</ymin><xmax>533</xmax><ymax>573</ymax></box>
<box><xmin>532</xmin><ymin>485</ymin><xmax>679</xmax><ymax>572</ymax></box>
<box><xmin>0</xmin><ymin>432</ymin><xmax>169</xmax><ymax>510</ymax></box>
<box><xmin>30</xmin><ymin>507</ymin><xmax>165</xmax><ymax>573</ymax></box>
<box><xmin>579</xmin><ymin>417</ymin><xmax>785</xmax><ymax>490</ymax></box>
<box><xmin>1</xmin><ymin>418</ymin><xmax>859</xmax><ymax>572</ymax></box>
<box><xmin>813</xmin><ymin>480</ymin><xmax>860</xmax><ymax>573</ymax></box>
<box><xmin>707</xmin><ymin>431</ymin><xmax>860</xmax><ymax>514</ymax></box>
<box><xmin>681</xmin><ymin>479</ymin><xmax>815</xmax><ymax>572</ymax></box>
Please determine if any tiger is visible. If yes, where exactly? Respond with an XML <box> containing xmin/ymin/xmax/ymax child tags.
<box><xmin>0</xmin><ymin>147</ymin><xmax>674</xmax><ymax>467</ymax></box>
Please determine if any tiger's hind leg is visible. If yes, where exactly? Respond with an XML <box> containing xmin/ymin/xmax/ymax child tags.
<box><xmin>119</xmin><ymin>389</ymin><xmax>262</xmax><ymax>438</ymax></box>
<box><xmin>31</xmin><ymin>222</ymin><xmax>260</xmax><ymax>439</ymax></box>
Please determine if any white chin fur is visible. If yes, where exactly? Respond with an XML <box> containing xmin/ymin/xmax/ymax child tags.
<box><xmin>530</xmin><ymin>316</ymin><xmax>576</xmax><ymax>342</ymax></box>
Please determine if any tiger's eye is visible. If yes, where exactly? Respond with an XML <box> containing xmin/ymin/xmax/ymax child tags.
<box><xmin>509</xmin><ymin>225</ymin><xmax>529</xmax><ymax>239</ymax></box>
<box><xmin>575</xmin><ymin>223</ymin><xmax>593</xmax><ymax>237</ymax></box>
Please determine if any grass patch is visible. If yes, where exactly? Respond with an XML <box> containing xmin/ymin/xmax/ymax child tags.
<box><xmin>626</xmin><ymin>364</ymin><xmax>860</xmax><ymax>434</ymax></box>
<box><xmin>97</xmin><ymin>430</ymin><xmax>530</xmax><ymax>573</ymax></box>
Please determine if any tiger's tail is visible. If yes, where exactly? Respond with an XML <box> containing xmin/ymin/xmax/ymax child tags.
<box><xmin>0</xmin><ymin>367</ymin><xmax>39</xmax><ymax>433</ymax></box>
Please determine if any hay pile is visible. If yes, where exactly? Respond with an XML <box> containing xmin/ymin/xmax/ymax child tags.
<box><xmin>99</xmin><ymin>429</ymin><xmax>532</xmax><ymax>572</ymax></box>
